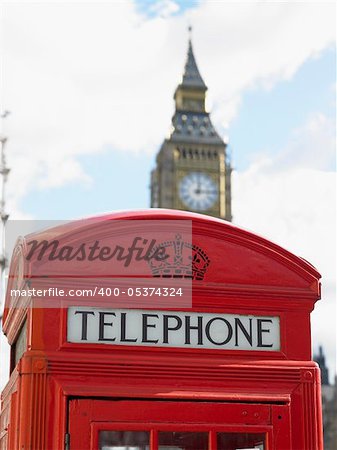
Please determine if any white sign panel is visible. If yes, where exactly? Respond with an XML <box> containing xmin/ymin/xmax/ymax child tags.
<box><xmin>67</xmin><ymin>307</ymin><xmax>280</xmax><ymax>351</ymax></box>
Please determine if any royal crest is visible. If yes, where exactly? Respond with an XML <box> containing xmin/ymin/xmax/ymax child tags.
<box><xmin>148</xmin><ymin>234</ymin><xmax>210</xmax><ymax>280</ymax></box>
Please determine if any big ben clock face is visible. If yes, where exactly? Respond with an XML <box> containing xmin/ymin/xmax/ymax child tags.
<box><xmin>179</xmin><ymin>172</ymin><xmax>218</xmax><ymax>211</ymax></box>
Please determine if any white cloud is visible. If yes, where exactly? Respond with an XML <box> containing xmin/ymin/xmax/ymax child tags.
<box><xmin>273</xmin><ymin>113</ymin><xmax>336</xmax><ymax>171</ymax></box>
<box><xmin>191</xmin><ymin>2</ymin><xmax>335</xmax><ymax>122</ymax></box>
<box><xmin>1</xmin><ymin>1</ymin><xmax>335</xmax><ymax>216</ymax></box>
<box><xmin>37</xmin><ymin>157</ymin><xmax>92</xmax><ymax>189</ymax></box>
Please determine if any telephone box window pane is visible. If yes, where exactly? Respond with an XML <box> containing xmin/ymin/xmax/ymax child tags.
<box><xmin>98</xmin><ymin>430</ymin><xmax>150</xmax><ymax>450</ymax></box>
<box><xmin>217</xmin><ymin>432</ymin><xmax>265</xmax><ymax>450</ymax></box>
<box><xmin>158</xmin><ymin>431</ymin><xmax>208</xmax><ymax>449</ymax></box>
<box><xmin>14</xmin><ymin>319</ymin><xmax>27</xmax><ymax>367</ymax></box>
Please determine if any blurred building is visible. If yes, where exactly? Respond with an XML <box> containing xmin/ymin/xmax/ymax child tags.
<box><xmin>150</xmin><ymin>36</ymin><xmax>232</xmax><ymax>221</ymax></box>
<box><xmin>314</xmin><ymin>346</ymin><xmax>337</xmax><ymax>450</ymax></box>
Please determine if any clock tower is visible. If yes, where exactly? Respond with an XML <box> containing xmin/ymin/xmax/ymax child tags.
<box><xmin>150</xmin><ymin>34</ymin><xmax>232</xmax><ymax>221</ymax></box>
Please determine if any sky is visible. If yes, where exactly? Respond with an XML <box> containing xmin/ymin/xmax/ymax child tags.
<box><xmin>0</xmin><ymin>1</ymin><xmax>336</xmax><ymax>387</ymax></box>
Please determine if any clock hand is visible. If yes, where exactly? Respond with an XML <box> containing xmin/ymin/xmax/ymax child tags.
<box><xmin>200</xmin><ymin>189</ymin><xmax>217</xmax><ymax>194</ymax></box>
<box><xmin>194</xmin><ymin>188</ymin><xmax>217</xmax><ymax>195</ymax></box>
<box><xmin>197</xmin><ymin>175</ymin><xmax>201</xmax><ymax>190</ymax></box>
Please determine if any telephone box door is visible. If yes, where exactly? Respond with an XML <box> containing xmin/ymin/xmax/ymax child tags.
<box><xmin>69</xmin><ymin>399</ymin><xmax>290</xmax><ymax>449</ymax></box>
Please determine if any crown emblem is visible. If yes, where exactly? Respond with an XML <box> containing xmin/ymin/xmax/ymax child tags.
<box><xmin>149</xmin><ymin>234</ymin><xmax>210</xmax><ymax>280</ymax></box>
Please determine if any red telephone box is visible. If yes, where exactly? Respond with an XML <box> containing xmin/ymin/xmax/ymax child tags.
<box><xmin>0</xmin><ymin>210</ymin><xmax>323</xmax><ymax>449</ymax></box>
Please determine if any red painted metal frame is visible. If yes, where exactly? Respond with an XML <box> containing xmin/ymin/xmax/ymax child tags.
<box><xmin>68</xmin><ymin>399</ymin><xmax>280</xmax><ymax>450</ymax></box>
<box><xmin>0</xmin><ymin>210</ymin><xmax>323</xmax><ymax>449</ymax></box>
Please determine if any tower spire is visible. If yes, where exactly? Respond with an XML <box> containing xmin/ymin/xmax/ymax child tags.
<box><xmin>180</xmin><ymin>28</ymin><xmax>207</xmax><ymax>90</ymax></box>
<box><xmin>188</xmin><ymin>24</ymin><xmax>192</xmax><ymax>41</ymax></box>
